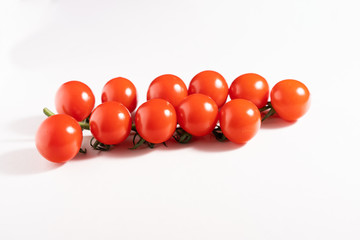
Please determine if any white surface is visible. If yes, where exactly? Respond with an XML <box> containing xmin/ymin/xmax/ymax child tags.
<box><xmin>1</xmin><ymin>0</ymin><xmax>360</xmax><ymax>239</ymax></box>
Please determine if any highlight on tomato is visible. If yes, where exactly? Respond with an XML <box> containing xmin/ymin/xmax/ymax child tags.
<box><xmin>219</xmin><ymin>99</ymin><xmax>261</xmax><ymax>144</ymax></box>
<box><xmin>270</xmin><ymin>79</ymin><xmax>310</xmax><ymax>121</ymax></box>
<box><xmin>229</xmin><ymin>73</ymin><xmax>269</xmax><ymax>108</ymax></box>
<box><xmin>89</xmin><ymin>101</ymin><xmax>132</xmax><ymax>145</ymax></box>
<box><xmin>55</xmin><ymin>81</ymin><xmax>95</xmax><ymax>121</ymax></box>
<box><xmin>177</xmin><ymin>93</ymin><xmax>218</xmax><ymax>137</ymax></box>
<box><xmin>135</xmin><ymin>99</ymin><xmax>177</xmax><ymax>144</ymax></box>
<box><xmin>147</xmin><ymin>74</ymin><xmax>187</xmax><ymax>109</ymax></box>
<box><xmin>36</xmin><ymin>114</ymin><xmax>83</xmax><ymax>163</ymax></box>
<box><xmin>101</xmin><ymin>77</ymin><xmax>137</xmax><ymax>113</ymax></box>
<box><xmin>188</xmin><ymin>70</ymin><xmax>228</xmax><ymax>107</ymax></box>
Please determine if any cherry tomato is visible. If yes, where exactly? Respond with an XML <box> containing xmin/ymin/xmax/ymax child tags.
<box><xmin>36</xmin><ymin>114</ymin><xmax>83</xmax><ymax>163</ymax></box>
<box><xmin>188</xmin><ymin>70</ymin><xmax>228</xmax><ymax>107</ymax></box>
<box><xmin>89</xmin><ymin>101</ymin><xmax>132</xmax><ymax>145</ymax></box>
<box><xmin>102</xmin><ymin>77</ymin><xmax>137</xmax><ymax>112</ymax></box>
<box><xmin>177</xmin><ymin>93</ymin><xmax>218</xmax><ymax>136</ymax></box>
<box><xmin>135</xmin><ymin>99</ymin><xmax>177</xmax><ymax>143</ymax></box>
<box><xmin>229</xmin><ymin>73</ymin><xmax>269</xmax><ymax>108</ymax></box>
<box><xmin>147</xmin><ymin>74</ymin><xmax>187</xmax><ymax>109</ymax></box>
<box><xmin>55</xmin><ymin>81</ymin><xmax>95</xmax><ymax>121</ymax></box>
<box><xmin>270</xmin><ymin>79</ymin><xmax>310</xmax><ymax>121</ymax></box>
<box><xmin>219</xmin><ymin>99</ymin><xmax>261</xmax><ymax>144</ymax></box>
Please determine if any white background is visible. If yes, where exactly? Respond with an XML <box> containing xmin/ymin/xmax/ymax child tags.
<box><xmin>1</xmin><ymin>0</ymin><xmax>359</xmax><ymax>239</ymax></box>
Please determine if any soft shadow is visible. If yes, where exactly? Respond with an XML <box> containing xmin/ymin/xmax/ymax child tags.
<box><xmin>0</xmin><ymin>148</ymin><xmax>63</xmax><ymax>175</ymax></box>
<box><xmin>143</xmin><ymin>134</ymin><xmax>242</xmax><ymax>152</ymax></box>
<box><xmin>10</xmin><ymin>115</ymin><xmax>45</xmax><ymax>136</ymax></box>
<box><xmin>101</xmin><ymin>136</ymin><xmax>152</xmax><ymax>159</ymax></box>
<box><xmin>261</xmin><ymin>115</ymin><xmax>296</xmax><ymax>129</ymax></box>
<box><xmin>71</xmin><ymin>135</ymin><xmax>101</xmax><ymax>161</ymax></box>
<box><xmin>160</xmin><ymin>138</ymin><xmax>194</xmax><ymax>151</ymax></box>
<box><xmin>191</xmin><ymin>135</ymin><xmax>243</xmax><ymax>152</ymax></box>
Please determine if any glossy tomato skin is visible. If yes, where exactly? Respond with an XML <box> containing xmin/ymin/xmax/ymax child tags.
<box><xmin>36</xmin><ymin>114</ymin><xmax>83</xmax><ymax>163</ymax></box>
<box><xmin>219</xmin><ymin>99</ymin><xmax>261</xmax><ymax>144</ymax></box>
<box><xmin>135</xmin><ymin>99</ymin><xmax>177</xmax><ymax>144</ymax></box>
<box><xmin>188</xmin><ymin>70</ymin><xmax>228</xmax><ymax>107</ymax></box>
<box><xmin>55</xmin><ymin>81</ymin><xmax>95</xmax><ymax>121</ymax></box>
<box><xmin>177</xmin><ymin>93</ymin><xmax>218</xmax><ymax>137</ymax></box>
<box><xmin>270</xmin><ymin>79</ymin><xmax>310</xmax><ymax>121</ymax></box>
<box><xmin>101</xmin><ymin>77</ymin><xmax>137</xmax><ymax>112</ymax></box>
<box><xmin>229</xmin><ymin>73</ymin><xmax>269</xmax><ymax>108</ymax></box>
<box><xmin>89</xmin><ymin>101</ymin><xmax>132</xmax><ymax>145</ymax></box>
<box><xmin>147</xmin><ymin>74</ymin><xmax>187</xmax><ymax>109</ymax></box>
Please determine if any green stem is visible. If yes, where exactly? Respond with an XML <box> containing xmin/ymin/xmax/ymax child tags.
<box><xmin>43</xmin><ymin>107</ymin><xmax>90</xmax><ymax>130</ymax></box>
<box><xmin>130</xmin><ymin>132</ymin><xmax>158</xmax><ymax>149</ymax></box>
<box><xmin>130</xmin><ymin>138</ymin><xmax>146</xmax><ymax>150</ymax></box>
<box><xmin>259</xmin><ymin>102</ymin><xmax>272</xmax><ymax>112</ymax></box>
<box><xmin>173</xmin><ymin>127</ymin><xmax>192</xmax><ymax>144</ymax></box>
<box><xmin>43</xmin><ymin>107</ymin><xmax>55</xmax><ymax>117</ymax></box>
<box><xmin>90</xmin><ymin>137</ymin><xmax>111</xmax><ymax>151</ymax></box>
<box><xmin>212</xmin><ymin>126</ymin><xmax>228</xmax><ymax>142</ymax></box>
<box><xmin>131</xmin><ymin>123</ymin><xmax>136</xmax><ymax>131</ymax></box>
<box><xmin>79</xmin><ymin>148</ymin><xmax>87</xmax><ymax>154</ymax></box>
<box><xmin>259</xmin><ymin>105</ymin><xmax>271</xmax><ymax>112</ymax></box>
<box><xmin>79</xmin><ymin>122</ymin><xmax>90</xmax><ymax>130</ymax></box>
<box><xmin>262</xmin><ymin>108</ymin><xmax>276</xmax><ymax>122</ymax></box>
<box><xmin>92</xmin><ymin>138</ymin><xmax>100</xmax><ymax>149</ymax></box>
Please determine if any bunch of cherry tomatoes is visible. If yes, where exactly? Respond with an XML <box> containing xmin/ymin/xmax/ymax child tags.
<box><xmin>36</xmin><ymin>71</ymin><xmax>310</xmax><ymax>163</ymax></box>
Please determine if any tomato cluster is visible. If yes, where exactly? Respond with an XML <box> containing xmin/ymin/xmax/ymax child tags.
<box><xmin>36</xmin><ymin>71</ymin><xmax>310</xmax><ymax>163</ymax></box>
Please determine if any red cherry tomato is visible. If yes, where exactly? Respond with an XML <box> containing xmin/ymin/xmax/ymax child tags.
<box><xmin>89</xmin><ymin>101</ymin><xmax>132</xmax><ymax>145</ymax></box>
<box><xmin>147</xmin><ymin>74</ymin><xmax>187</xmax><ymax>109</ymax></box>
<box><xmin>135</xmin><ymin>99</ymin><xmax>177</xmax><ymax>143</ymax></box>
<box><xmin>219</xmin><ymin>99</ymin><xmax>261</xmax><ymax>144</ymax></box>
<box><xmin>229</xmin><ymin>73</ymin><xmax>269</xmax><ymax>108</ymax></box>
<box><xmin>270</xmin><ymin>79</ymin><xmax>310</xmax><ymax>121</ymax></box>
<box><xmin>188</xmin><ymin>70</ymin><xmax>228</xmax><ymax>107</ymax></box>
<box><xmin>36</xmin><ymin>114</ymin><xmax>83</xmax><ymax>163</ymax></box>
<box><xmin>55</xmin><ymin>81</ymin><xmax>95</xmax><ymax>121</ymax></box>
<box><xmin>101</xmin><ymin>77</ymin><xmax>137</xmax><ymax>112</ymax></box>
<box><xmin>177</xmin><ymin>93</ymin><xmax>218</xmax><ymax>136</ymax></box>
